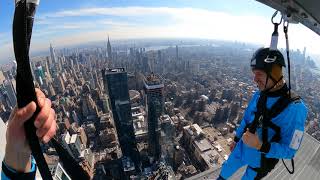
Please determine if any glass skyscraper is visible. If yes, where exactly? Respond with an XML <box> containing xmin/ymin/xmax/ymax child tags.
<box><xmin>144</xmin><ymin>74</ymin><xmax>164</xmax><ymax>161</ymax></box>
<box><xmin>102</xmin><ymin>68</ymin><xmax>141</xmax><ymax>171</ymax></box>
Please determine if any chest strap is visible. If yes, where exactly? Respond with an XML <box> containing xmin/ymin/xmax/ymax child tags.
<box><xmin>247</xmin><ymin>92</ymin><xmax>300</xmax><ymax>176</ymax></box>
<box><xmin>248</xmin><ymin>92</ymin><xmax>300</xmax><ymax>143</ymax></box>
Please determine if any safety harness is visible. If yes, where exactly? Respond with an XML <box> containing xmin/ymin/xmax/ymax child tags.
<box><xmin>245</xmin><ymin>86</ymin><xmax>300</xmax><ymax>179</ymax></box>
<box><xmin>245</xmin><ymin>11</ymin><xmax>299</xmax><ymax>179</ymax></box>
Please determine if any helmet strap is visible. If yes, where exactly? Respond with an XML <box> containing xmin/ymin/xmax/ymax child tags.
<box><xmin>262</xmin><ymin>73</ymin><xmax>284</xmax><ymax>93</ymax></box>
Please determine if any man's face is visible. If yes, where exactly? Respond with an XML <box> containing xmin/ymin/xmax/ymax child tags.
<box><xmin>252</xmin><ymin>69</ymin><xmax>274</xmax><ymax>91</ymax></box>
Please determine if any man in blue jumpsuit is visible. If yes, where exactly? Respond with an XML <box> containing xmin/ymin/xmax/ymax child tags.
<box><xmin>217</xmin><ymin>48</ymin><xmax>308</xmax><ymax>180</ymax></box>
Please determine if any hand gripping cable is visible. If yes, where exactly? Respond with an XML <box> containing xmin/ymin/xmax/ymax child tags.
<box><xmin>13</xmin><ymin>0</ymin><xmax>90</xmax><ymax>179</ymax></box>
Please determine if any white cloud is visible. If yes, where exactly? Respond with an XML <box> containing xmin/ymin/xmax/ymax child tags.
<box><xmin>1</xmin><ymin>6</ymin><xmax>320</xmax><ymax>62</ymax></box>
<box><xmin>38</xmin><ymin>7</ymin><xmax>320</xmax><ymax>51</ymax></box>
<box><xmin>98</xmin><ymin>20</ymin><xmax>133</xmax><ymax>27</ymax></box>
<box><xmin>42</xmin><ymin>7</ymin><xmax>181</xmax><ymax>18</ymax></box>
<box><xmin>0</xmin><ymin>42</ymin><xmax>14</xmax><ymax>63</ymax></box>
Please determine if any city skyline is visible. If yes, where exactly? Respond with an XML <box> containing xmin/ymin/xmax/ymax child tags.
<box><xmin>1</xmin><ymin>0</ymin><xmax>320</xmax><ymax>63</ymax></box>
<box><xmin>0</xmin><ymin>33</ymin><xmax>319</xmax><ymax>179</ymax></box>
<box><xmin>0</xmin><ymin>1</ymin><xmax>320</xmax><ymax>179</ymax></box>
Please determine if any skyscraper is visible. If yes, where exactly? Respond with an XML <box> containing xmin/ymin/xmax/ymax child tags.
<box><xmin>102</xmin><ymin>68</ymin><xmax>140</xmax><ymax>170</ymax></box>
<box><xmin>176</xmin><ymin>45</ymin><xmax>179</xmax><ymax>61</ymax></box>
<box><xmin>157</xmin><ymin>50</ymin><xmax>164</xmax><ymax>73</ymax></box>
<box><xmin>142</xmin><ymin>56</ymin><xmax>150</xmax><ymax>73</ymax></box>
<box><xmin>50</xmin><ymin>43</ymin><xmax>57</xmax><ymax>65</ymax></box>
<box><xmin>35</xmin><ymin>65</ymin><xmax>45</xmax><ymax>85</ymax></box>
<box><xmin>107</xmin><ymin>36</ymin><xmax>112</xmax><ymax>61</ymax></box>
<box><xmin>53</xmin><ymin>162</ymin><xmax>72</xmax><ymax>180</ymax></box>
<box><xmin>3</xmin><ymin>80</ymin><xmax>17</xmax><ymax>108</ymax></box>
<box><xmin>44</xmin><ymin>57</ymin><xmax>52</xmax><ymax>80</ymax></box>
<box><xmin>144</xmin><ymin>73</ymin><xmax>164</xmax><ymax>161</ymax></box>
<box><xmin>0</xmin><ymin>71</ymin><xmax>6</xmax><ymax>85</ymax></box>
<box><xmin>55</xmin><ymin>75</ymin><xmax>65</xmax><ymax>94</ymax></box>
<box><xmin>303</xmin><ymin>47</ymin><xmax>307</xmax><ymax>62</ymax></box>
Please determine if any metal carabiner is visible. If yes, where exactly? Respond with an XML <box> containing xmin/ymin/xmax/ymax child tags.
<box><xmin>270</xmin><ymin>11</ymin><xmax>282</xmax><ymax>50</ymax></box>
<box><xmin>271</xmin><ymin>10</ymin><xmax>283</xmax><ymax>25</ymax></box>
<box><xmin>283</xmin><ymin>19</ymin><xmax>289</xmax><ymax>34</ymax></box>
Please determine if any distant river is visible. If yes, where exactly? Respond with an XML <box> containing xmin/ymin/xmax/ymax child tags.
<box><xmin>144</xmin><ymin>44</ymin><xmax>219</xmax><ymax>51</ymax></box>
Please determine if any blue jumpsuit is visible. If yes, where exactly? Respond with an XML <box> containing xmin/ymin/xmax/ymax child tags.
<box><xmin>219</xmin><ymin>91</ymin><xmax>308</xmax><ymax>179</ymax></box>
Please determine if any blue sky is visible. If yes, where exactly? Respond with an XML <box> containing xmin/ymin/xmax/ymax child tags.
<box><xmin>1</xmin><ymin>0</ymin><xmax>320</xmax><ymax>63</ymax></box>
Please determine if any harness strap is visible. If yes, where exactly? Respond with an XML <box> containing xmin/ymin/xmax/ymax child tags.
<box><xmin>267</xmin><ymin>121</ymin><xmax>281</xmax><ymax>142</ymax></box>
<box><xmin>248</xmin><ymin>94</ymin><xmax>267</xmax><ymax>134</ymax></box>
<box><xmin>249</xmin><ymin>92</ymin><xmax>300</xmax><ymax>137</ymax></box>
<box><xmin>269</xmin><ymin>96</ymin><xmax>290</xmax><ymax>117</ymax></box>
<box><xmin>282</xmin><ymin>159</ymin><xmax>295</xmax><ymax>174</ymax></box>
<box><xmin>245</xmin><ymin>91</ymin><xmax>300</xmax><ymax>177</ymax></box>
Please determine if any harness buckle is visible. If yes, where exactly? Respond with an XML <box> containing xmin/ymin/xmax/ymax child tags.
<box><xmin>258</xmin><ymin>115</ymin><xmax>264</xmax><ymax>128</ymax></box>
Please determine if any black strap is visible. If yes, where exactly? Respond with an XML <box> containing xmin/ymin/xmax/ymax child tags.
<box><xmin>51</xmin><ymin>138</ymin><xmax>91</xmax><ymax>180</ymax></box>
<box><xmin>2</xmin><ymin>161</ymin><xmax>36</xmax><ymax>180</ymax></box>
<box><xmin>283</xmin><ymin>20</ymin><xmax>292</xmax><ymax>97</ymax></box>
<box><xmin>268</xmin><ymin>96</ymin><xmax>290</xmax><ymax>118</ymax></box>
<box><xmin>267</xmin><ymin>121</ymin><xmax>281</xmax><ymax>142</ymax></box>
<box><xmin>248</xmin><ymin>93</ymin><xmax>267</xmax><ymax>134</ymax></box>
<box><xmin>249</xmin><ymin>165</ymin><xmax>276</xmax><ymax>180</ymax></box>
<box><xmin>268</xmin><ymin>94</ymin><xmax>298</xmax><ymax>175</ymax></box>
<box><xmin>246</xmin><ymin>91</ymin><xmax>300</xmax><ymax>176</ymax></box>
<box><xmin>282</xmin><ymin>159</ymin><xmax>295</xmax><ymax>174</ymax></box>
<box><xmin>249</xmin><ymin>92</ymin><xmax>300</xmax><ymax>136</ymax></box>
<box><xmin>13</xmin><ymin>1</ymin><xmax>90</xmax><ymax>179</ymax></box>
<box><xmin>13</xmin><ymin>1</ymin><xmax>53</xmax><ymax>179</ymax></box>
<box><xmin>251</xmin><ymin>163</ymin><xmax>279</xmax><ymax>180</ymax></box>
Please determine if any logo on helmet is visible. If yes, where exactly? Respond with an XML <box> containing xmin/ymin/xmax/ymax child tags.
<box><xmin>264</xmin><ymin>55</ymin><xmax>277</xmax><ymax>63</ymax></box>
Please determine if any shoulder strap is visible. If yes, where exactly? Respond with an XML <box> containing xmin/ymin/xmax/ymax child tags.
<box><xmin>268</xmin><ymin>92</ymin><xmax>301</xmax><ymax>119</ymax></box>
<box><xmin>270</xmin><ymin>93</ymin><xmax>299</xmax><ymax>175</ymax></box>
<box><xmin>248</xmin><ymin>94</ymin><xmax>267</xmax><ymax>134</ymax></box>
<box><xmin>266</xmin><ymin>93</ymin><xmax>301</xmax><ymax>142</ymax></box>
<box><xmin>249</xmin><ymin>92</ymin><xmax>301</xmax><ymax>135</ymax></box>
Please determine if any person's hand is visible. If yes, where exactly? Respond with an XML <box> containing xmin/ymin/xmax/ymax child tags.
<box><xmin>229</xmin><ymin>141</ymin><xmax>236</xmax><ymax>152</ymax></box>
<box><xmin>4</xmin><ymin>88</ymin><xmax>56</xmax><ymax>172</ymax></box>
<box><xmin>242</xmin><ymin>128</ymin><xmax>262</xmax><ymax>150</ymax></box>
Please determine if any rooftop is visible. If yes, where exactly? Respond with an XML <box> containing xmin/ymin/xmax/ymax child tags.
<box><xmin>129</xmin><ymin>90</ymin><xmax>140</xmax><ymax>101</ymax></box>
<box><xmin>194</xmin><ymin>139</ymin><xmax>213</xmax><ymax>152</ymax></box>
<box><xmin>122</xmin><ymin>156</ymin><xmax>135</xmax><ymax>172</ymax></box>
<box><xmin>70</xmin><ymin>134</ymin><xmax>78</xmax><ymax>144</ymax></box>
<box><xmin>186</xmin><ymin>133</ymin><xmax>320</xmax><ymax>180</ymax></box>
<box><xmin>103</xmin><ymin>68</ymin><xmax>126</xmax><ymax>74</ymax></box>
<box><xmin>184</xmin><ymin>124</ymin><xmax>203</xmax><ymax>137</ymax></box>
<box><xmin>144</xmin><ymin>74</ymin><xmax>164</xmax><ymax>89</ymax></box>
<box><xmin>200</xmin><ymin>149</ymin><xmax>221</xmax><ymax>169</ymax></box>
<box><xmin>145</xmin><ymin>74</ymin><xmax>162</xmax><ymax>84</ymax></box>
<box><xmin>63</xmin><ymin>131</ymin><xmax>71</xmax><ymax>144</ymax></box>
